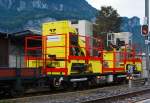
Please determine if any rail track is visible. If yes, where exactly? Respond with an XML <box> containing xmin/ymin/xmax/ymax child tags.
<box><xmin>83</xmin><ymin>86</ymin><xmax>150</xmax><ymax>103</ymax></box>
<box><xmin>0</xmin><ymin>82</ymin><xmax>122</xmax><ymax>99</ymax></box>
<box><xmin>1</xmin><ymin>83</ymin><xmax>150</xmax><ymax>103</ymax></box>
<box><xmin>82</xmin><ymin>79</ymin><xmax>147</xmax><ymax>103</ymax></box>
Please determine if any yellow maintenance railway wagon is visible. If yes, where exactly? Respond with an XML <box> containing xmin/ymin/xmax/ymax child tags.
<box><xmin>42</xmin><ymin>20</ymin><xmax>103</xmax><ymax>83</ymax></box>
<box><xmin>25</xmin><ymin>20</ymin><xmax>142</xmax><ymax>87</ymax></box>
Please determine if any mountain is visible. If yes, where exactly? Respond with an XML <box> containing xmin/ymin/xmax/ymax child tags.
<box><xmin>0</xmin><ymin>0</ymin><xmax>97</xmax><ymax>32</ymax></box>
<box><xmin>0</xmin><ymin>0</ymin><xmax>145</xmax><ymax>51</ymax></box>
<box><xmin>120</xmin><ymin>16</ymin><xmax>145</xmax><ymax>51</ymax></box>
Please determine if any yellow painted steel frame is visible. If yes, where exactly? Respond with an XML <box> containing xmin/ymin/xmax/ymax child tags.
<box><xmin>42</xmin><ymin>20</ymin><xmax>102</xmax><ymax>75</ymax></box>
<box><xmin>26</xmin><ymin>20</ymin><xmax>142</xmax><ymax>76</ymax></box>
<box><xmin>102</xmin><ymin>49</ymin><xmax>142</xmax><ymax>73</ymax></box>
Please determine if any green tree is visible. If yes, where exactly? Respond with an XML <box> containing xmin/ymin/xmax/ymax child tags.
<box><xmin>94</xmin><ymin>6</ymin><xmax>120</xmax><ymax>33</ymax></box>
<box><xmin>94</xmin><ymin>6</ymin><xmax>121</xmax><ymax>50</ymax></box>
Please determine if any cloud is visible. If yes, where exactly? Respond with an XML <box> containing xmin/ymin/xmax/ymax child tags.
<box><xmin>86</xmin><ymin>0</ymin><xmax>146</xmax><ymax>23</ymax></box>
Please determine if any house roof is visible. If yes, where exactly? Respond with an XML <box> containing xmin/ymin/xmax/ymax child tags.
<box><xmin>0</xmin><ymin>29</ymin><xmax>41</xmax><ymax>38</ymax></box>
<box><xmin>9</xmin><ymin>29</ymin><xmax>41</xmax><ymax>37</ymax></box>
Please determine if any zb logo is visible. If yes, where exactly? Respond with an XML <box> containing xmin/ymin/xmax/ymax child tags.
<box><xmin>49</xmin><ymin>29</ymin><xmax>56</xmax><ymax>34</ymax></box>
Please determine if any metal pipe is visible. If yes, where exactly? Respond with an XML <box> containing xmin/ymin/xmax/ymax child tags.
<box><xmin>145</xmin><ymin>0</ymin><xmax>150</xmax><ymax>85</ymax></box>
<box><xmin>145</xmin><ymin>0</ymin><xmax>149</xmax><ymax>25</ymax></box>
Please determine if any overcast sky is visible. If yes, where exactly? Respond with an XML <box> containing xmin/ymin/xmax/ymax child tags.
<box><xmin>86</xmin><ymin>0</ymin><xmax>149</xmax><ymax>24</ymax></box>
